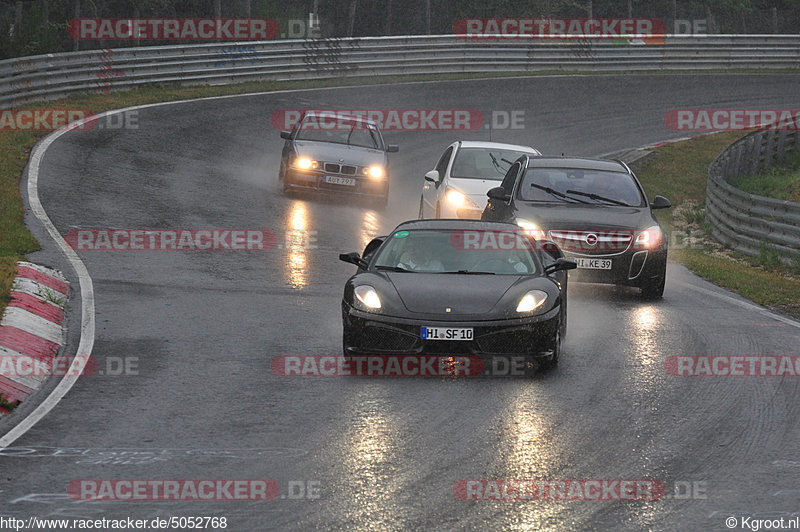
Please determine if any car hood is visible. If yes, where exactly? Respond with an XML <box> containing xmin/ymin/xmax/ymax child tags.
<box><xmin>293</xmin><ymin>140</ymin><xmax>386</xmax><ymax>166</ymax></box>
<box><xmin>386</xmin><ymin>273</ymin><xmax>520</xmax><ymax>314</ymax></box>
<box><xmin>449</xmin><ymin>177</ymin><xmax>503</xmax><ymax>200</ymax></box>
<box><xmin>514</xmin><ymin>203</ymin><xmax>655</xmax><ymax>232</ymax></box>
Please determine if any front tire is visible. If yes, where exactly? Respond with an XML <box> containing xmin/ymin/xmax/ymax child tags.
<box><xmin>537</xmin><ymin>328</ymin><xmax>561</xmax><ymax>372</ymax></box>
<box><xmin>640</xmin><ymin>273</ymin><xmax>665</xmax><ymax>300</ymax></box>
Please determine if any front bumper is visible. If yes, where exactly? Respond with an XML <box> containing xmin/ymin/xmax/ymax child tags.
<box><xmin>565</xmin><ymin>247</ymin><xmax>667</xmax><ymax>288</ymax></box>
<box><xmin>285</xmin><ymin>169</ymin><xmax>388</xmax><ymax>198</ymax></box>
<box><xmin>342</xmin><ymin>303</ymin><xmax>560</xmax><ymax>358</ymax></box>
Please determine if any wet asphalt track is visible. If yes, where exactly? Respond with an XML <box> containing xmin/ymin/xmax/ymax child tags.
<box><xmin>3</xmin><ymin>74</ymin><xmax>800</xmax><ymax>531</ymax></box>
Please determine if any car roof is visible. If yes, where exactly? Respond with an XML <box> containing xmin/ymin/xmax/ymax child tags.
<box><xmin>457</xmin><ymin>140</ymin><xmax>540</xmax><ymax>153</ymax></box>
<box><xmin>392</xmin><ymin>219</ymin><xmax>522</xmax><ymax>232</ymax></box>
<box><xmin>525</xmin><ymin>156</ymin><xmax>629</xmax><ymax>172</ymax></box>
<box><xmin>302</xmin><ymin>110</ymin><xmax>378</xmax><ymax>126</ymax></box>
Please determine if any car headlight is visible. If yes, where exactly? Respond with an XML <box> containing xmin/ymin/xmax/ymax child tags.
<box><xmin>364</xmin><ymin>165</ymin><xmax>385</xmax><ymax>179</ymax></box>
<box><xmin>516</xmin><ymin>218</ymin><xmax>547</xmax><ymax>241</ymax></box>
<box><xmin>446</xmin><ymin>188</ymin><xmax>479</xmax><ymax>209</ymax></box>
<box><xmin>354</xmin><ymin>285</ymin><xmax>382</xmax><ymax>311</ymax></box>
<box><xmin>635</xmin><ymin>226</ymin><xmax>662</xmax><ymax>249</ymax></box>
<box><xmin>516</xmin><ymin>290</ymin><xmax>548</xmax><ymax>313</ymax></box>
<box><xmin>294</xmin><ymin>157</ymin><xmax>318</xmax><ymax>170</ymax></box>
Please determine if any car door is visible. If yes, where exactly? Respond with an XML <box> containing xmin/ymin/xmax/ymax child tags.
<box><xmin>421</xmin><ymin>144</ymin><xmax>455</xmax><ymax>218</ymax></box>
<box><xmin>482</xmin><ymin>159</ymin><xmax>523</xmax><ymax>221</ymax></box>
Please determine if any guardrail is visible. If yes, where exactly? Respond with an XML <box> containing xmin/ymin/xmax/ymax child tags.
<box><xmin>2</xmin><ymin>34</ymin><xmax>800</xmax><ymax>108</ymax></box>
<box><xmin>706</xmin><ymin>127</ymin><xmax>800</xmax><ymax>263</ymax></box>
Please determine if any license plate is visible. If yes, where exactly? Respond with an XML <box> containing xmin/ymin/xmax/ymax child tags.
<box><xmin>575</xmin><ymin>258</ymin><xmax>612</xmax><ymax>270</ymax></box>
<box><xmin>421</xmin><ymin>327</ymin><xmax>473</xmax><ymax>341</ymax></box>
<box><xmin>323</xmin><ymin>175</ymin><xmax>356</xmax><ymax>186</ymax></box>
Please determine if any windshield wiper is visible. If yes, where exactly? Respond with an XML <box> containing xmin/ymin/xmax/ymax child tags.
<box><xmin>376</xmin><ymin>265</ymin><xmax>414</xmax><ymax>272</ymax></box>
<box><xmin>529</xmin><ymin>183</ymin><xmax>589</xmax><ymax>204</ymax></box>
<box><xmin>488</xmin><ymin>153</ymin><xmax>504</xmax><ymax>173</ymax></box>
<box><xmin>439</xmin><ymin>270</ymin><xmax>496</xmax><ymax>275</ymax></box>
<box><xmin>565</xmin><ymin>189</ymin><xmax>630</xmax><ymax>206</ymax></box>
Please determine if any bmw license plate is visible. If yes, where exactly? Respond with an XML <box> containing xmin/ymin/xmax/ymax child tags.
<box><xmin>421</xmin><ymin>327</ymin><xmax>473</xmax><ymax>341</ymax></box>
<box><xmin>323</xmin><ymin>175</ymin><xmax>356</xmax><ymax>186</ymax></box>
<box><xmin>575</xmin><ymin>258</ymin><xmax>612</xmax><ymax>270</ymax></box>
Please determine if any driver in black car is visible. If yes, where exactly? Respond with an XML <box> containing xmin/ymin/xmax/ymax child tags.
<box><xmin>397</xmin><ymin>239</ymin><xmax>445</xmax><ymax>272</ymax></box>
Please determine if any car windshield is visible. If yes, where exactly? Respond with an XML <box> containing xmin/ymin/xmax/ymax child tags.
<box><xmin>295</xmin><ymin>115</ymin><xmax>384</xmax><ymax>150</ymax></box>
<box><xmin>518</xmin><ymin>167</ymin><xmax>645</xmax><ymax>207</ymax></box>
<box><xmin>450</xmin><ymin>148</ymin><xmax>531</xmax><ymax>180</ymax></box>
<box><xmin>373</xmin><ymin>229</ymin><xmax>540</xmax><ymax>275</ymax></box>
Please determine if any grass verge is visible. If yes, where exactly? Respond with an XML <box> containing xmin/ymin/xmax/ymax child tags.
<box><xmin>632</xmin><ymin>132</ymin><xmax>800</xmax><ymax>320</ymax></box>
<box><xmin>730</xmin><ymin>148</ymin><xmax>800</xmax><ymax>203</ymax></box>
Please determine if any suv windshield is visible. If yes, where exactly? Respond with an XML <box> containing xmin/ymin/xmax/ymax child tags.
<box><xmin>374</xmin><ymin>229</ymin><xmax>540</xmax><ymax>275</ymax></box>
<box><xmin>295</xmin><ymin>115</ymin><xmax>384</xmax><ymax>150</ymax></box>
<box><xmin>518</xmin><ymin>168</ymin><xmax>645</xmax><ymax>207</ymax></box>
<box><xmin>450</xmin><ymin>148</ymin><xmax>531</xmax><ymax>180</ymax></box>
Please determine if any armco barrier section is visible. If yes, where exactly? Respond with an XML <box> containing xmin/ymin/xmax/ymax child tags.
<box><xmin>706</xmin><ymin>127</ymin><xmax>800</xmax><ymax>263</ymax></box>
<box><xmin>2</xmin><ymin>34</ymin><xmax>800</xmax><ymax>107</ymax></box>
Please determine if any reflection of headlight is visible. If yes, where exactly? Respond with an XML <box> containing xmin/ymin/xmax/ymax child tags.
<box><xmin>294</xmin><ymin>157</ymin><xmax>317</xmax><ymax>170</ymax></box>
<box><xmin>446</xmin><ymin>188</ymin><xmax>479</xmax><ymax>208</ymax></box>
<box><xmin>516</xmin><ymin>218</ymin><xmax>547</xmax><ymax>240</ymax></box>
<box><xmin>364</xmin><ymin>165</ymin><xmax>385</xmax><ymax>179</ymax></box>
<box><xmin>516</xmin><ymin>290</ymin><xmax>548</xmax><ymax>313</ymax></box>
<box><xmin>354</xmin><ymin>285</ymin><xmax>382</xmax><ymax>310</ymax></box>
<box><xmin>635</xmin><ymin>226</ymin><xmax>662</xmax><ymax>249</ymax></box>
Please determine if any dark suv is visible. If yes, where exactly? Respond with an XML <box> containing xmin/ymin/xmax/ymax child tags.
<box><xmin>481</xmin><ymin>156</ymin><xmax>671</xmax><ymax>298</ymax></box>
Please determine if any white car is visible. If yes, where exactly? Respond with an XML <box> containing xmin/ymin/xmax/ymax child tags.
<box><xmin>418</xmin><ymin>141</ymin><xmax>541</xmax><ymax>219</ymax></box>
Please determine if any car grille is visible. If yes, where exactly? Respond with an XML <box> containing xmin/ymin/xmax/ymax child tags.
<box><xmin>475</xmin><ymin>329</ymin><xmax>542</xmax><ymax>355</ymax></box>
<box><xmin>361</xmin><ymin>326</ymin><xmax>416</xmax><ymax>351</ymax></box>
<box><xmin>547</xmin><ymin>230</ymin><xmax>632</xmax><ymax>256</ymax></box>
<box><xmin>323</xmin><ymin>163</ymin><xmax>358</xmax><ymax>175</ymax></box>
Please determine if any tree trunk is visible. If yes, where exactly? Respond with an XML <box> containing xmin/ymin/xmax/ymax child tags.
<box><xmin>73</xmin><ymin>0</ymin><xmax>80</xmax><ymax>51</ymax></box>
<box><xmin>385</xmin><ymin>0</ymin><xmax>392</xmax><ymax>35</ymax></box>
<box><xmin>425</xmin><ymin>0</ymin><xmax>430</xmax><ymax>34</ymax></box>
<box><xmin>627</xmin><ymin>0</ymin><xmax>632</xmax><ymax>19</ymax></box>
<box><xmin>670</xmin><ymin>0</ymin><xmax>677</xmax><ymax>34</ymax></box>
<box><xmin>347</xmin><ymin>0</ymin><xmax>357</xmax><ymax>37</ymax></box>
<box><xmin>772</xmin><ymin>7</ymin><xmax>778</xmax><ymax>34</ymax></box>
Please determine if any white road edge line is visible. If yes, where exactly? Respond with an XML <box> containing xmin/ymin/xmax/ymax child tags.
<box><xmin>675</xmin><ymin>279</ymin><xmax>800</xmax><ymax>330</ymax></box>
<box><xmin>0</xmin><ymin>112</ymin><xmax>98</xmax><ymax>448</ymax></box>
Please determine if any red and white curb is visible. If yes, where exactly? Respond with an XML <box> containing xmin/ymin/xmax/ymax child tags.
<box><xmin>0</xmin><ymin>262</ymin><xmax>69</xmax><ymax>415</ymax></box>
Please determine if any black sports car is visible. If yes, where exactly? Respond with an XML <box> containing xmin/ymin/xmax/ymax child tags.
<box><xmin>279</xmin><ymin>111</ymin><xmax>398</xmax><ymax>206</ymax></box>
<box><xmin>339</xmin><ymin>220</ymin><xmax>576</xmax><ymax>370</ymax></box>
<box><xmin>481</xmin><ymin>156</ymin><xmax>671</xmax><ymax>298</ymax></box>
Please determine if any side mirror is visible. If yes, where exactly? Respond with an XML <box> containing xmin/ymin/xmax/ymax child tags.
<box><xmin>362</xmin><ymin>237</ymin><xmax>386</xmax><ymax>260</ymax></box>
<box><xmin>339</xmin><ymin>252</ymin><xmax>368</xmax><ymax>269</ymax></box>
<box><xmin>424</xmin><ymin>170</ymin><xmax>439</xmax><ymax>183</ymax></box>
<box><xmin>544</xmin><ymin>258</ymin><xmax>577</xmax><ymax>275</ymax></box>
<box><xmin>487</xmin><ymin>186</ymin><xmax>510</xmax><ymax>201</ymax></box>
<box><xmin>386</xmin><ymin>144</ymin><xmax>399</xmax><ymax>153</ymax></box>
<box><xmin>650</xmin><ymin>195</ymin><xmax>671</xmax><ymax>210</ymax></box>
<box><xmin>280</xmin><ymin>130</ymin><xmax>292</xmax><ymax>140</ymax></box>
